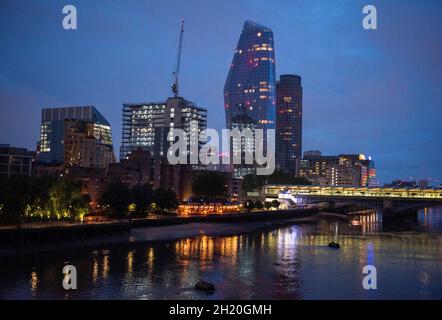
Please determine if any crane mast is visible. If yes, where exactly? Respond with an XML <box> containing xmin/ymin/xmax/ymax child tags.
<box><xmin>172</xmin><ymin>19</ymin><xmax>184</xmax><ymax>97</ymax></box>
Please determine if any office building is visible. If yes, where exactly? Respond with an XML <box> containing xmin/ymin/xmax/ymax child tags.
<box><xmin>120</xmin><ymin>97</ymin><xmax>207</xmax><ymax>161</ymax></box>
<box><xmin>0</xmin><ymin>144</ymin><xmax>34</xmax><ymax>179</ymax></box>
<box><xmin>37</xmin><ymin>106</ymin><xmax>114</xmax><ymax>167</ymax></box>
<box><xmin>275</xmin><ymin>74</ymin><xmax>303</xmax><ymax>175</ymax></box>
<box><xmin>64</xmin><ymin>120</ymin><xmax>115</xmax><ymax>169</ymax></box>
<box><xmin>300</xmin><ymin>151</ymin><xmax>377</xmax><ymax>187</ymax></box>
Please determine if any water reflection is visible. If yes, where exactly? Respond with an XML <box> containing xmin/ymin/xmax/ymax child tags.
<box><xmin>102</xmin><ymin>254</ymin><xmax>109</xmax><ymax>279</ymax></box>
<box><xmin>29</xmin><ymin>271</ymin><xmax>38</xmax><ymax>296</ymax></box>
<box><xmin>127</xmin><ymin>250</ymin><xmax>135</xmax><ymax>274</ymax></box>
<box><xmin>92</xmin><ymin>256</ymin><xmax>99</xmax><ymax>284</ymax></box>
<box><xmin>0</xmin><ymin>207</ymin><xmax>441</xmax><ymax>299</ymax></box>
<box><xmin>418</xmin><ymin>207</ymin><xmax>442</xmax><ymax>232</ymax></box>
<box><xmin>349</xmin><ymin>210</ymin><xmax>382</xmax><ymax>234</ymax></box>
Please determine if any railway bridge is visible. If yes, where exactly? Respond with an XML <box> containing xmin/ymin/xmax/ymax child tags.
<box><xmin>264</xmin><ymin>185</ymin><xmax>442</xmax><ymax>215</ymax></box>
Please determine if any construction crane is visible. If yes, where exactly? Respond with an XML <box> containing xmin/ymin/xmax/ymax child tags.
<box><xmin>171</xmin><ymin>19</ymin><xmax>184</xmax><ymax>97</ymax></box>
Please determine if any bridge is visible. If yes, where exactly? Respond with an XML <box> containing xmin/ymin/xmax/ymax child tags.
<box><xmin>264</xmin><ymin>185</ymin><xmax>442</xmax><ymax>215</ymax></box>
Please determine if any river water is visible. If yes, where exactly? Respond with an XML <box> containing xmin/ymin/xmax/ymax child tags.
<box><xmin>0</xmin><ymin>207</ymin><xmax>441</xmax><ymax>300</ymax></box>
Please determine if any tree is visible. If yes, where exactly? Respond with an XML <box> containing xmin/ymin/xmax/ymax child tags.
<box><xmin>0</xmin><ymin>176</ymin><xmax>31</xmax><ymax>222</ymax></box>
<box><xmin>100</xmin><ymin>178</ymin><xmax>133</xmax><ymax>217</ymax></box>
<box><xmin>271</xmin><ymin>200</ymin><xmax>280</xmax><ymax>209</ymax></box>
<box><xmin>266</xmin><ymin>170</ymin><xmax>312</xmax><ymax>185</ymax></box>
<box><xmin>0</xmin><ymin>176</ymin><xmax>88</xmax><ymax>223</ymax></box>
<box><xmin>192</xmin><ymin>171</ymin><xmax>227</xmax><ymax>200</ymax></box>
<box><xmin>153</xmin><ymin>189</ymin><xmax>179</xmax><ymax>213</ymax></box>
<box><xmin>242</xmin><ymin>171</ymin><xmax>311</xmax><ymax>195</ymax></box>
<box><xmin>255</xmin><ymin>201</ymin><xmax>264</xmax><ymax>210</ymax></box>
<box><xmin>244</xmin><ymin>200</ymin><xmax>255</xmax><ymax>211</ymax></box>
<box><xmin>289</xmin><ymin>176</ymin><xmax>311</xmax><ymax>186</ymax></box>
<box><xmin>48</xmin><ymin>179</ymin><xmax>88</xmax><ymax>220</ymax></box>
<box><xmin>131</xmin><ymin>184</ymin><xmax>153</xmax><ymax>215</ymax></box>
<box><xmin>242</xmin><ymin>174</ymin><xmax>266</xmax><ymax>193</ymax></box>
<box><xmin>28</xmin><ymin>176</ymin><xmax>53</xmax><ymax>218</ymax></box>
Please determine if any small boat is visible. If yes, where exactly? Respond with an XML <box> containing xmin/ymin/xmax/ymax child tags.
<box><xmin>195</xmin><ymin>280</ymin><xmax>216</xmax><ymax>292</ymax></box>
<box><xmin>328</xmin><ymin>242</ymin><xmax>340</xmax><ymax>249</ymax></box>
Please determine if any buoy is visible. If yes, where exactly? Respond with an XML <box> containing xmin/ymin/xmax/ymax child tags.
<box><xmin>195</xmin><ymin>280</ymin><xmax>215</xmax><ymax>292</ymax></box>
<box><xmin>328</xmin><ymin>242</ymin><xmax>340</xmax><ymax>249</ymax></box>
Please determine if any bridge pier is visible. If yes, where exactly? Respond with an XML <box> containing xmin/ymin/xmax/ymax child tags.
<box><xmin>382</xmin><ymin>209</ymin><xmax>418</xmax><ymax>230</ymax></box>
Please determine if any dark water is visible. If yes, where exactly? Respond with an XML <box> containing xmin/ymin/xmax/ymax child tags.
<box><xmin>0</xmin><ymin>207</ymin><xmax>441</xmax><ymax>300</ymax></box>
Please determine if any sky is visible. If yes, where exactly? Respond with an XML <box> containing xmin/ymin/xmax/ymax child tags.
<box><xmin>0</xmin><ymin>0</ymin><xmax>441</xmax><ymax>185</ymax></box>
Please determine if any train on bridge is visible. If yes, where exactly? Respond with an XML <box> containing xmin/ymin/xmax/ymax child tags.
<box><xmin>264</xmin><ymin>185</ymin><xmax>442</xmax><ymax>215</ymax></box>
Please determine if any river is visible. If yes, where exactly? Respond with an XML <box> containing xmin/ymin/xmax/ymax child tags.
<box><xmin>0</xmin><ymin>207</ymin><xmax>441</xmax><ymax>300</ymax></box>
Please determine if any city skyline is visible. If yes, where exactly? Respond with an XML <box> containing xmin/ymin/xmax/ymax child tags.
<box><xmin>1</xmin><ymin>1</ymin><xmax>442</xmax><ymax>304</ymax></box>
<box><xmin>1</xmin><ymin>0</ymin><xmax>441</xmax><ymax>184</ymax></box>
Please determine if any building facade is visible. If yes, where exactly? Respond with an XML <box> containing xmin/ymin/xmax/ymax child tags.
<box><xmin>64</xmin><ymin>120</ymin><xmax>115</xmax><ymax>169</ymax></box>
<box><xmin>108</xmin><ymin>148</ymin><xmax>163</xmax><ymax>189</ymax></box>
<box><xmin>120</xmin><ymin>97</ymin><xmax>207</xmax><ymax>161</ymax></box>
<box><xmin>275</xmin><ymin>74</ymin><xmax>303</xmax><ymax>175</ymax></box>
<box><xmin>224</xmin><ymin>20</ymin><xmax>276</xmax><ymax>177</ymax></box>
<box><xmin>0</xmin><ymin>144</ymin><xmax>34</xmax><ymax>179</ymax></box>
<box><xmin>37</xmin><ymin>106</ymin><xmax>114</xmax><ymax>166</ymax></box>
<box><xmin>300</xmin><ymin>151</ymin><xmax>377</xmax><ymax>187</ymax></box>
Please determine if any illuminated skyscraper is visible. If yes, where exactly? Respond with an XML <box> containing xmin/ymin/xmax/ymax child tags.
<box><xmin>120</xmin><ymin>97</ymin><xmax>207</xmax><ymax>160</ymax></box>
<box><xmin>276</xmin><ymin>74</ymin><xmax>303</xmax><ymax>175</ymax></box>
<box><xmin>224</xmin><ymin>20</ymin><xmax>276</xmax><ymax>177</ymax></box>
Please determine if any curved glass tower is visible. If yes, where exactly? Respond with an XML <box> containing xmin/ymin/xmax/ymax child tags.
<box><xmin>224</xmin><ymin>20</ymin><xmax>276</xmax><ymax>176</ymax></box>
<box><xmin>224</xmin><ymin>20</ymin><xmax>276</xmax><ymax>130</ymax></box>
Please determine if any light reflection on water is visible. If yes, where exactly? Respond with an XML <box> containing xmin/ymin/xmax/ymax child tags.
<box><xmin>0</xmin><ymin>207</ymin><xmax>441</xmax><ymax>300</ymax></box>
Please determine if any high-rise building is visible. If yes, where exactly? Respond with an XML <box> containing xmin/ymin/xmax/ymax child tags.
<box><xmin>224</xmin><ymin>20</ymin><xmax>276</xmax><ymax>177</ymax></box>
<box><xmin>276</xmin><ymin>74</ymin><xmax>303</xmax><ymax>175</ymax></box>
<box><xmin>121</xmin><ymin>102</ymin><xmax>166</xmax><ymax>159</ymax></box>
<box><xmin>120</xmin><ymin>97</ymin><xmax>207</xmax><ymax>161</ymax></box>
<box><xmin>0</xmin><ymin>144</ymin><xmax>34</xmax><ymax>179</ymax></box>
<box><xmin>38</xmin><ymin>106</ymin><xmax>114</xmax><ymax>166</ymax></box>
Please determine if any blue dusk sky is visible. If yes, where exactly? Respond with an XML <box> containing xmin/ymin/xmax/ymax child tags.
<box><xmin>0</xmin><ymin>0</ymin><xmax>441</xmax><ymax>184</ymax></box>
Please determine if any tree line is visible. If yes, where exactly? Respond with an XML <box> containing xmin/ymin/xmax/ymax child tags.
<box><xmin>0</xmin><ymin>176</ymin><xmax>89</xmax><ymax>223</ymax></box>
<box><xmin>100</xmin><ymin>178</ymin><xmax>178</xmax><ymax>217</ymax></box>
<box><xmin>242</xmin><ymin>170</ymin><xmax>311</xmax><ymax>193</ymax></box>
<box><xmin>0</xmin><ymin>176</ymin><xmax>179</xmax><ymax>223</ymax></box>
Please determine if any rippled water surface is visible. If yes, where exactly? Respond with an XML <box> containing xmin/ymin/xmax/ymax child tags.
<box><xmin>0</xmin><ymin>207</ymin><xmax>441</xmax><ymax>300</ymax></box>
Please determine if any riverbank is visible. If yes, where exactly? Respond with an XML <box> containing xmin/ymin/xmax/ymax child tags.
<box><xmin>0</xmin><ymin>208</ymin><xmax>319</xmax><ymax>246</ymax></box>
<box><xmin>0</xmin><ymin>211</ymin><xmax>334</xmax><ymax>257</ymax></box>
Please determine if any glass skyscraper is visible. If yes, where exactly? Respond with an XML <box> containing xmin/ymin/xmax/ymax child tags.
<box><xmin>276</xmin><ymin>74</ymin><xmax>303</xmax><ymax>175</ymax></box>
<box><xmin>224</xmin><ymin>20</ymin><xmax>276</xmax><ymax>177</ymax></box>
